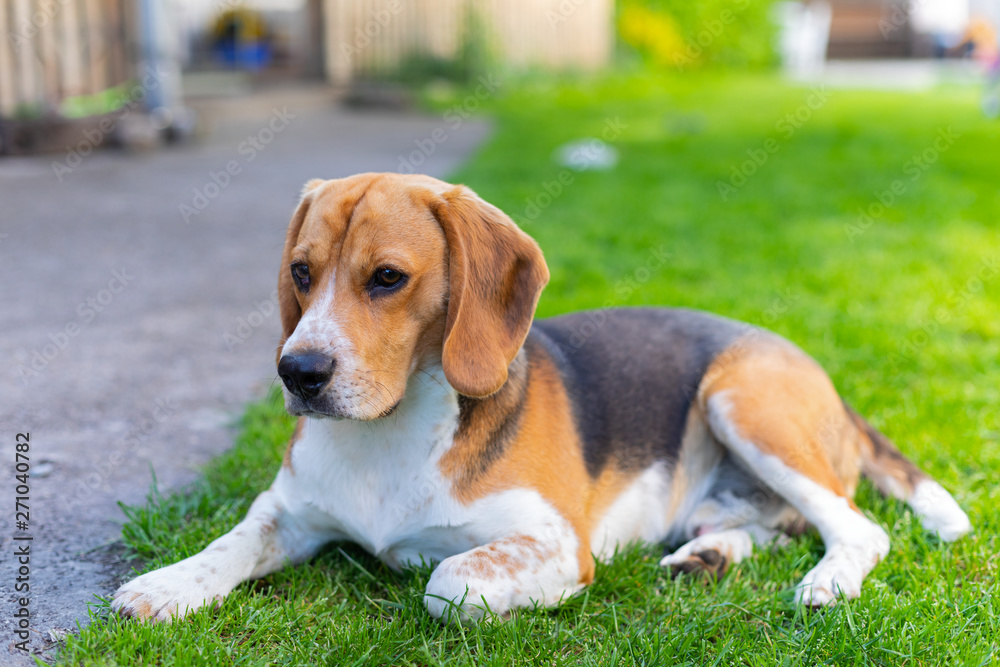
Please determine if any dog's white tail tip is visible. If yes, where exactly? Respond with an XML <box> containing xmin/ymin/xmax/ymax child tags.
<box><xmin>910</xmin><ymin>479</ymin><xmax>972</xmax><ymax>542</ymax></box>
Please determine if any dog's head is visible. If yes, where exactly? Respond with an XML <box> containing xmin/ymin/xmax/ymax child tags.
<box><xmin>276</xmin><ymin>173</ymin><xmax>549</xmax><ymax>420</ymax></box>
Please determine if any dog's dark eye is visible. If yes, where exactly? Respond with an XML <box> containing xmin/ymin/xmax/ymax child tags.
<box><xmin>370</xmin><ymin>267</ymin><xmax>406</xmax><ymax>293</ymax></box>
<box><xmin>291</xmin><ymin>263</ymin><xmax>310</xmax><ymax>291</ymax></box>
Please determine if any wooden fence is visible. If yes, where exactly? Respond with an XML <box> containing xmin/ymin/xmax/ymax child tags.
<box><xmin>0</xmin><ymin>0</ymin><xmax>134</xmax><ymax>119</ymax></box>
<box><xmin>1</xmin><ymin>0</ymin><xmax>613</xmax><ymax>114</ymax></box>
<box><xmin>321</xmin><ymin>0</ymin><xmax>614</xmax><ymax>84</ymax></box>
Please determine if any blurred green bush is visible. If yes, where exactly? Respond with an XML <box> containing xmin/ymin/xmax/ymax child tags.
<box><xmin>618</xmin><ymin>0</ymin><xmax>779</xmax><ymax>70</ymax></box>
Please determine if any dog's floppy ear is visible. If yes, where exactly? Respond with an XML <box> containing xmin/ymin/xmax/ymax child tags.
<box><xmin>276</xmin><ymin>179</ymin><xmax>324</xmax><ymax>363</ymax></box>
<box><xmin>430</xmin><ymin>185</ymin><xmax>549</xmax><ymax>398</ymax></box>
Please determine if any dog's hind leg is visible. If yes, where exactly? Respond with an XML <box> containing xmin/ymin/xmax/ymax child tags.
<box><xmin>698</xmin><ymin>338</ymin><xmax>890</xmax><ymax>606</ymax></box>
<box><xmin>660</xmin><ymin>465</ymin><xmax>797</xmax><ymax>580</ymax></box>
<box><xmin>660</xmin><ymin>526</ymin><xmax>780</xmax><ymax>580</ymax></box>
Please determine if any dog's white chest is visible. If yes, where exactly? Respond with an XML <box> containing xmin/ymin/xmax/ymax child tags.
<box><xmin>274</xmin><ymin>369</ymin><xmax>479</xmax><ymax>567</ymax></box>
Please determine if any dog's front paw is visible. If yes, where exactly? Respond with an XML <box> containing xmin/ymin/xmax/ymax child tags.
<box><xmin>423</xmin><ymin>534</ymin><xmax>582</xmax><ymax>623</ymax></box>
<box><xmin>112</xmin><ymin>562</ymin><xmax>225</xmax><ymax>623</ymax></box>
<box><xmin>424</xmin><ymin>553</ymin><xmax>521</xmax><ymax>624</ymax></box>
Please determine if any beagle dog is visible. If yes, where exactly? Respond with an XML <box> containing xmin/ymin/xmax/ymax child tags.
<box><xmin>113</xmin><ymin>172</ymin><xmax>971</xmax><ymax>623</ymax></box>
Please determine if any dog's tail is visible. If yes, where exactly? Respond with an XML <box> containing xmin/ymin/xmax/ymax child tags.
<box><xmin>845</xmin><ymin>402</ymin><xmax>971</xmax><ymax>541</ymax></box>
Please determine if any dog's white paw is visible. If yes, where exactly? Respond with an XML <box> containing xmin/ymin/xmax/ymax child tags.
<box><xmin>112</xmin><ymin>561</ymin><xmax>225</xmax><ymax>623</ymax></box>
<box><xmin>423</xmin><ymin>535</ymin><xmax>582</xmax><ymax>624</ymax></box>
<box><xmin>794</xmin><ymin>530</ymin><xmax>889</xmax><ymax>607</ymax></box>
<box><xmin>794</xmin><ymin>564</ymin><xmax>853</xmax><ymax>607</ymax></box>
<box><xmin>424</xmin><ymin>556</ymin><xmax>509</xmax><ymax>624</ymax></box>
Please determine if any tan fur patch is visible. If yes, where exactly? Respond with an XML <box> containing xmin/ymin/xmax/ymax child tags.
<box><xmin>282</xmin><ymin>417</ymin><xmax>307</xmax><ymax>471</ymax></box>
<box><xmin>443</xmin><ymin>339</ymin><xmax>642</xmax><ymax>585</ymax></box>
<box><xmin>130</xmin><ymin>597</ymin><xmax>152</xmax><ymax>619</ymax></box>
<box><xmin>453</xmin><ymin>535</ymin><xmax>553</xmax><ymax>580</ymax></box>
<box><xmin>698</xmin><ymin>335</ymin><xmax>861</xmax><ymax>502</ymax></box>
<box><xmin>666</xmin><ymin>403</ymin><xmax>724</xmax><ymax>525</ymax></box>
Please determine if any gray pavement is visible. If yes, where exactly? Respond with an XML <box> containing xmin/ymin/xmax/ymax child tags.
<box><xmin>0</xmin><ymin>99</ymin><xmax>489</xmax><ymax>663</ymax></box>
<box><xmin>799</xmin><ymin>58</ymin><xmax>983</xmax><ymax>90</ymax></box>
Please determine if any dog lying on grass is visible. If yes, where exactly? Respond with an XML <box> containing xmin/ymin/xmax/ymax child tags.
<box><xmin>113</xmin><ymin>173</ymin><xmax>971</xmax><ymax>623</ymax></box>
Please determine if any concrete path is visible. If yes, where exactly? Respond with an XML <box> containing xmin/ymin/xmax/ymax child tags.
<box><xmin>798</xmin><ymin>58</ymin><xmax>983</xmax><ymax>90</ymax></box>
<box><xmin>0</xmin><ymin>101</ymin><xmax>489</xmax><ymax>663</ymax></box>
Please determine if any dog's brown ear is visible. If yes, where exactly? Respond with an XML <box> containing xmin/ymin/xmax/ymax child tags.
<box><xmin>430</xmin><ymin>185</ymin><xmax>549</xmax><ymax>397</ymax></box>
<box><xmin>276</xmin><ymin>180</ymin><xmax>323</xmax><ymax>363</ymax></box>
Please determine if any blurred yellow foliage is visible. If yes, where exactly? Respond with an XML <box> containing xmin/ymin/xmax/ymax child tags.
<box><xmin>618</xmin><ymin>4</ymin><xmax>689</xmax><ymax>68</ymax></box>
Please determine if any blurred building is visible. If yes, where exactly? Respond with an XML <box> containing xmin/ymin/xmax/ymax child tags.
<box><xmin>0</xmin><ymin>0</ymin><xmax>612</xmax><ymax>154</ymax></box>
<box><xmin>825</xmin><ymin>0</ymin><xmax>998</xmax><ymax>58</ymax></box>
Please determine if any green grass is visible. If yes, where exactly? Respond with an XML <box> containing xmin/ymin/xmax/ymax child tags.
<box><xmin>60</xmin><ymin>72</ymin><xmax>1000</xmax><ymax>665</ymax></box>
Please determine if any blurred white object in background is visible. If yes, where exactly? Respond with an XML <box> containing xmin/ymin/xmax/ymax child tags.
<box><xmin>912</xmin><ymin>0</ymin><xmax>971</xmax><ymax>53</ymax></box>
<box><xmin>971</xmin><ymin>0</ymin><xmax>1000</xmax><ymax>27</ymax></box>
<box><xmin>553</xmin><ymin>139</ymin><xmax>619</xmax><ymax>172</ymax></box>
<box><xmin>775</xmin><ymin>1</ymin><xmax>832</xmax><ymax>79</ymax></box>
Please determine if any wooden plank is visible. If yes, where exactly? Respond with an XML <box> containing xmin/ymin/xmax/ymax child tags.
<box><xmin>82</xmin><ymin>0</ymin><xmax>103</xmax><ymax>94</ymax></box>
<box><xmin>111</xmin><ymin>0</ymin><xmax>130</xmax><ymax>87</ymax></box>
<box><xmin>39</xmin><ymin>0</ymin><xmax>64</xmax><ymax>106</ymax></box>
<box><xmin>0</xmin><ymin>3</ymin><xmax>17</xmax><ymax>115</ymax></box>
<box><xmin>323</xmin><ymin>0</ymin><xmax>352</xmax><ymax>84</ymax></box>
<box><xmin>12</xmin><ymin>0</ymin><xmax>38</xmax><ymax>110</ymax></box>
<box><xmin>59</xmin><ymin>0</ymin><xmax>85</xmax><ymax>98</ymax></box>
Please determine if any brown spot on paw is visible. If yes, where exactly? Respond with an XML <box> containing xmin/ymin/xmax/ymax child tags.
<box><xmin>668</xmin><ymin>549</ymin><xmax>728</xmax><ymax>581</ymax></box>
<box><xmin>124</xmin><ymin>598</ymin><xmax>153</xmax><ymax>619</ymax></box>
<box><xmin>259</xmin><ymin>517</ymin><xmax>277</xmax><ymax>535</ymax></box>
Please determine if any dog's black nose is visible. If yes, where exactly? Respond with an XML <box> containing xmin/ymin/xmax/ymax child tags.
<box><xmin>278</xmin><ymin>352</ymin><xmax>335</xmax><ymax>400</ymax></box>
